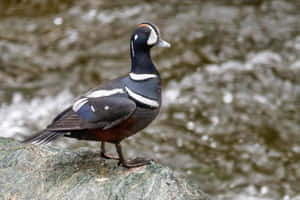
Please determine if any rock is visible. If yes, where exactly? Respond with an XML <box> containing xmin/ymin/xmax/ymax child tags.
<box><xmin>0</xmin><ymin>137</ymin><xmax>210</xmax><ymax>200</ymax></box>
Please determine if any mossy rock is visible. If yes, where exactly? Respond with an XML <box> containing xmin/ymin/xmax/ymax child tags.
<box><xmin>0</xmin><ymin>137</ymin><xmax>210</xmax><ymax>200</ymax></box>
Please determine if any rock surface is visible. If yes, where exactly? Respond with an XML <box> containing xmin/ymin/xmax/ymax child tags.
<box><xmin>0</xmin><ymin>137</ymin><xmax>210</xmax><ymax>200</ymax></box>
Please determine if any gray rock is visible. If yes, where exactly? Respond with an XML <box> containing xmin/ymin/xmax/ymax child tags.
<box><xmin>0</xmin><ymin>137</ymin><xmax>210</xmax><ymax>200</ymax></box>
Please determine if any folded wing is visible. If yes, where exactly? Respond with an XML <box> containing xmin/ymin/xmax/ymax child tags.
<box><xmin>48</xmin><ymin>95</ymin><xmax>136</xmax><ymax>131</ymax></box>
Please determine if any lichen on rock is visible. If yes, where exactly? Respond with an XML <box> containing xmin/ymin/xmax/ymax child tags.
<box><xmin>0</xmin><ymin>137</ymin><xmax>210</xmax><ymax>200</ymax></box>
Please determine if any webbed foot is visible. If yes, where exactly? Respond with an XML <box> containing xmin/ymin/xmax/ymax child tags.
<box><xmin>119</xmin><ymin>157</ymin><xmax>153</xmax><ymax>168</ymax></box>
<box><xmin>115</xmin><ymin>143</ymin><xmax>153</xmax><ymax>168</ymax></box>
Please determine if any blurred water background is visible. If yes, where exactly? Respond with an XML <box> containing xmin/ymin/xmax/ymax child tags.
<box><xmin>1</xmin><ymin>0</ymin><xmax>300</xmax><ymax>199</ymax></box>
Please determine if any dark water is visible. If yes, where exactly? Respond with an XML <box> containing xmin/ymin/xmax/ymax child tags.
<box><xmin>1</xmin><ymin>0</ymin><xmax>300</xmax><ymax>199</ymax></box>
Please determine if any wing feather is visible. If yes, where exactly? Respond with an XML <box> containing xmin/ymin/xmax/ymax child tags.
<box><xmin>46</xmin><ymin>95</ymin><xmax>136</xmax><ymax>131</ymax></box>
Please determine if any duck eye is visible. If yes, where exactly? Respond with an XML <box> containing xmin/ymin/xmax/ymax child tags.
<box><xmin>143</xmin><ymin>29</ymin><xmax>150</xmax><ymax>34</ymax></box>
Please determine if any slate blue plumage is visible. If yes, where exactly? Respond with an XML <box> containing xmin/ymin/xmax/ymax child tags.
<box><xmin>122</xmin><ymin>77</ymin><xmax>160</xmax><ymax>101</ymax></box>
<box><xmin>23</xmin><ymin>23</ymin><xmax>170</xmax><ymax>168</ymax></box>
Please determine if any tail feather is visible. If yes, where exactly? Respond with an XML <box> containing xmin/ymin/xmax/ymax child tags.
<box><xmin>23</xmin><ymin>130</ymin><xmax>64</xmax><ymax>144</ymax></box>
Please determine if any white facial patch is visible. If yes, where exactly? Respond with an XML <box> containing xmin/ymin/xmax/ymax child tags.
<box><xmin>134</xmin><ymin>34</ymin><xmax>138</xmax><ymax>40</ymax></box>
<box><xmin>125</xmin><ymin>87</ymin><xmax>159</xmax><ymax>108</ymax></box>
<box><xmin>129</xmin><ymin>73</ymin><xmax>157</xmax><ymax>81</ymax></box>
<box><xmin>147</xmin><ymin>26</ymin><xmax>158</xmax><ymax>45</ymax></box>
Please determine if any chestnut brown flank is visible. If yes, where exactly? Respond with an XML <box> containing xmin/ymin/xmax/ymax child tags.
<box><xmin>90</xmin><ymin>116</ymin><xmax>136</xmax><ymax>143</ymax></box>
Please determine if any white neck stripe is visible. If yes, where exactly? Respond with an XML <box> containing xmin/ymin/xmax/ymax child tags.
<box><xmin>125</xmin><ymin>87</ymin><xmax>159</xmax><ymax>108</ymax></box>
<box><xmin>131</xmin><ymin>41</ymin><xmax>135</xmax><ymax>57</ymax></box>
<box><xmin>129</xmin><ymin>73</ymin><xmax>157</xmax><ymax>81</ymax></box>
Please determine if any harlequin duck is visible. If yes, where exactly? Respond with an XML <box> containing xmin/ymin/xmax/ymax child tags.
<box><xmin>23</xmin><ymin>22</ymin><xmax>170</xmax><ymax>168</ymax></box>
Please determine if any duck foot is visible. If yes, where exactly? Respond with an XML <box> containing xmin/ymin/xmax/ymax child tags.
<box><xmin>101</xmin><ymin>142</ymin><xmax>119</xmax><ymax>160</ymax></box>
<box><xmin>115</xmin><ymin>143</ymin><xmax>153</xmax><ymax>168</ymax></box>
<box><xmin>119</xmin><ymin>157</ymin><xmax>153</xmax><ymax>168</ymax></box>
<box><xmin>101</xmin><ymin>152</ymin><xmax>120</xmax><ymax>160</ymax></box>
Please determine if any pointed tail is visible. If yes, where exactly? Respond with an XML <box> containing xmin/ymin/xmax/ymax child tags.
<box><xmin>23</xmin><ymin>130</ymin><xmax>64</xmax><ymax>144</ymax></box>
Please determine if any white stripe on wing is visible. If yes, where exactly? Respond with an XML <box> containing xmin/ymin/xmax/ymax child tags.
<box><xmin>86</xmin><ymin>88</ymin><xmax>124</xmax><ymax>98</ymax></box>
<box><xmin>125</xmin><ymin>87</ymin><xmax>159</xmax><ymax>108</ymax></box>
<box><xmin>72</xmin><ymin>98</ymin><xmax>88</xmax><ymax>112</ymax></box>
<box><xmin>72</xmin><ymin>88</ymin><xmax>125</xmax><ymax>112</ymax></box>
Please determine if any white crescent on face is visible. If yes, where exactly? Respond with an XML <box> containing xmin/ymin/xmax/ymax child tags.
<box><xmin>147</xmin><ymin>25</ymin><xmax>158</xmax><ymax>45</ymax></box>
<box><xmin>136</xmin><ymin>23</ymin><xmax>160</xmax><ymax>46</ymax></box>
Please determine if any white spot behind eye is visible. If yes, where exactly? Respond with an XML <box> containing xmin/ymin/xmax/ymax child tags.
<box><xmin>104</xmin><ymin>105</ymin><xmax>110</xmax><ymax>110</ymax></box>
<box><xmin>134</xmin><ymin>34</ymin><xmax>138</xmax><ymax>40</ymax></box>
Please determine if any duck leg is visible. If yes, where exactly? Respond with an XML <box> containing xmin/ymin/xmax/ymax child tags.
<box><xmin>115</xmin><ymin>143</ymin><xmax>153</xmax><ymax>168</ymax></box>
<box><xmin>100</xmin><ymin>142</ymin><xmax>119</xmax><ymax>160</ymax></box>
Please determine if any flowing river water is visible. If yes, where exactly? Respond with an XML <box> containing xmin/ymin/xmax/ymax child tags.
<box><xmin>1</xmin><ymin>0</ymin><xmax>300</xmax><ymax>199</ymax></box>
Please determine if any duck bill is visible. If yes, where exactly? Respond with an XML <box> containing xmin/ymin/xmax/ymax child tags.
<box><xmin>156</xmin><ymin>39</ymin><xmax>171</xmax><ymax>48</ymax></box>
